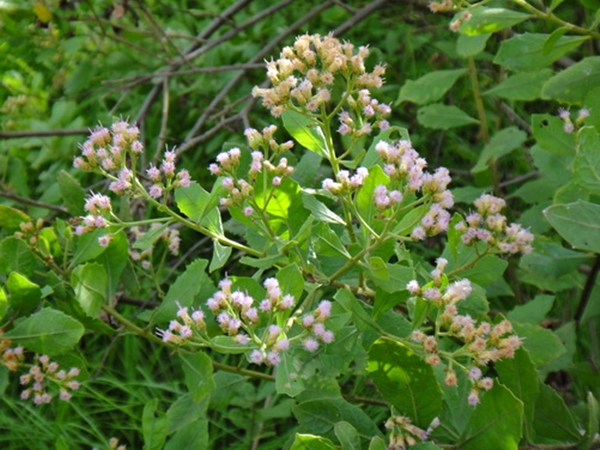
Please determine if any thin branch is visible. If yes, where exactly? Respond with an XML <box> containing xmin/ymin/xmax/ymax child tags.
<box><xmin>0</xmin><ymin>128</ymin><xmax>89</xmax><ymax>139</ymax></box>
<box><xmin>575</xmin><ymin>254</ymin><xmax>600</xmax><ymax>324</ymax></box>
<box><xmin>0</xmin><ymin>189</ymin><xmax>68</xmax><ymax>214</ymax></box>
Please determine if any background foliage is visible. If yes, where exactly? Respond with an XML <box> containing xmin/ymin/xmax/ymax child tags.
<box><xmin>1</xmin><ymin>0</ymin><xmax>600</xmax><ymax>449</ymax></box>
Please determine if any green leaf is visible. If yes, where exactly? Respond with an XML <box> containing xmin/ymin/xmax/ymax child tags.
<box><xmin>459</xmin><ymin>383</ymin><xmax>523</xmax><ymax>450</ymax></box>
<box><xmin>507</xmin><ymin>295</ymin><xmax>554</xmax><ymax>324</ymax></box>
<box><xmin>293</xmin><ymin>397</ymin><xmax>383</xmax><ymax>440</ymax></box>
<box><xmin>70</xmin><ymin>229</ymin><xmax>110</xmax><ymax>268</ymax></box>
<box><xmin>483</xmin><ymin>69</ymin><xmax>554</xmax><ymax>101</ymax></box>
<box><xmin>282</xmin><ymin>110</ymin><xmax>327</xmax><ymax>157</ymax></box>
<box><xmin>494</xmin><ymin>33</ymin><xmax>589</xmax><ymax>72</ymax></box>
<box><xmin>472</xmin><ymin>126</ymin><xmax>526</xmax><ymax>173</ymax></box>
<box><xmin>6</xmin><ymin>272</ymin><xmax>42</xmax><ymax>315</ymax></box>
<box><xmin>5</xmin><ymin>307</ymin><xmax>84</xmax><ymax>355</ymax></box>
<box><xmin>356</xmin><ymin>164</ymin><xmax>390</xmax><ymax>233</ymax></box>
<box><xmin>533</xmin><ymin>383</ymin><xmax>582</xmax><ymax>442</ymax></box>
<box><xmin>209</xmin><ymin>240</ymin><xmax>232</xmax><ymax>272</ymax></box>
<box><xmin>143</xmin><ymin>398</ymin><xmax>169</xmax><ymax>450</ymax></box>
<box><xmin>531</xmin><ymin>114</ymin><xmax>576</xmax><ymax>157</ymax></box>
<box><xmin>178</xmin><ymin>352</ymin><xmax>216</xmax><ymax>402</ymax></box>
<box><xmin>71</xmin><ymin>262</ymin><xmax>107</xmax><ymax>317</ymax></box>
<box><xmin>458</xmin><ymin>7</ymin><xmax>530</xmax><ymax>35</ymax></box>
<box><xmin>151</xmin><ymin>259</ymin><xmax>212</xmax><ymax>326</ymax></box>
<box><xmin>0</xmin><ymin>236</ymin><xmax>39</xmax><ymax>275</ymax></box>
<box><xmin>301</xmin><ymin>192</ymin><xmax>345</xmax><ymax>225</ymax></box>
<box><xmin>368</xmin><ymin>437</ymin><xmax>387</xmax><ymax>450</ymax></box>
<box><xmin>276</xmin><ymin>350</ymin><xmax>306</xmax><ymax>397</ymax></box>
<box><xmin>367</xmin><ymin>261</ymin><xmax>414</xmax><ymax>294</ymax></box>
<box><xmin>542</xmin><ymin>56</ymin><xmax>600</xmax><ymax>104</ymax></box>
<box><xmin>334</xmin><ymin>421</ymin><xmax>361</xmax><ymax>450</ymax></box>
<box><xmin>57</xmin><ymin>170</ymin><xmax>86</xmax><ymax>216</ymax></box>
<box><xmin>166</xmin><ymin>394</ymin><xmax>208</xmax><ymax>434</ymax></box>
<box><xmin>334</xmin><ymin>289</ymin><xmax>382</xmax><ymax>333</ymax></box>
<box><xmin>543</xmin><ymin>27</ymin><xmax>569</xmax><ymax>55</ymax></box>
<box><xmin>367</xmin><ymin>338</ymin><xmax>442</xmax><ymax>427</ymax></box>
<box><xmin>94</xmin><ymin>231</ymin><xmax>128</xmax><ymax>300</ymax></box>
<box><xmin>544</xmin><ymin>200</ymin><xmax>600</xmax><ymax>253</ymax></box>
<box><xmin>314</xmin><ymin>222</ymin><xmax>350</xmax><ymax>258</ymax></box>
<box><xmin>291</xmin><ymin>434</ymin><xmax>337</xmax><ymax>450</ymax></box>
<box><xmin>165</xmin><ymin>396</ymin><xmax>208</xmax><ymax>450</ymax></box>
<box><xmin>277</xmin><ymin>263</ymin><xmax>304</xmax><ymax>304</ymax></box>
<box><xmin>456</xmin><ymin>33</ymin><xmax>491</xmax><ymax>58</ymax></box>
<box><xmin>417</xmin><ymin>104</ymin><xmax>479</xmax><ymax>129</ymax></box>
<box><xmin>0</xmin><ymin>205</ymin><xmax>31</xmax><ymax>234</ymax></box>
<box><xmin>458</xmin><ymin>254</ymin><xmax>508</xmax><ymax>287</ymax></box>
<box><xmin>0</xmin><ymin>288</ymin><xmax>7</xmax><ymax>321</ymax></box>
<box><xmin>175</xmin><ymin>181</ymin><xmax>220</xmax><ymax>227</ymax></box>
<box><xmin>512</xmin><ymin>322</ymin><xmax>566</xmax><ymax>367</ymax></box>
<box><xmin>397</xmin><ymin>69</ymin><xmax>467</xmax><ymax>105</ymax></box>
<box><xmin>574</xmin><ymin>127</ymin><xmax>600</xmax><ymax>195</ymax></box>
<box><xmin>495</xmin><ymin>348</ymin><xmax>539</xmax><ymax>443</ymax></box>
<box><xmin>132</xmin><ymin>223</ymin><xmax>170</xmax><ymax>252</ymax></box>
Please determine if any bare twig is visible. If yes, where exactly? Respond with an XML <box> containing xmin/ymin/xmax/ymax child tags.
<box><xmin>0</xmin><ymin>189</ymin><xmax>68</xmax><ymax>214</ymax></box>
<box><xmin>0</xmin><ymin>128</ymin><xmax>89</xmax><ymax>139</ymax></box>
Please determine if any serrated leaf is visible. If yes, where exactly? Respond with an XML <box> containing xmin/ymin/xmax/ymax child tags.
<box><xmin>574</xmin><ymin>127</ymin><xmax>600</xmax><ymax>195</ymax></box>
<box><xmin>209</xmin><ymin>240</ymin><xmax>231</xmax><ymax>272</ymax></box>
<box><xmin>417</xmin><ymin>104</ymin><xmax>479</xmax><ymax>129</ymax></box>
<box><xmin>512</xmin><ymin>322</ymin><xmax>566</xmax><ymax>367</ymax></box>
<box><xmin>494</xmin><ymin>33</ymin><xmax>589</xmax><ymax>72</ymax></box>
<box><xmin>542</xmin><ymin>56</ymin><xmax>600</xmax><ymax>104</ymax></box>
<box><xmin>5</xmin><ymin>307</ymin><xmax>84</xmax><ymax>355</ymax></box>
<box><xmin>459</xmin><ymin>383</ymin><xmax>523</xmax><ymax>450</ymax></box>
<box><xmin>397</xmin><ymin>69</ymin><xmax>467</xmax><ymax>105</ymax></box>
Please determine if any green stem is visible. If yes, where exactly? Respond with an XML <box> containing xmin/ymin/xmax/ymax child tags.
<box><xmin>510</xmin><ymin>0</ymin><xmax>600</xmax><ymax>39</ymax></box>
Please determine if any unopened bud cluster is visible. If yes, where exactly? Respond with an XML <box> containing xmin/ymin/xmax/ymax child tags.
<box><xmin>385</xmin><ymin>415</ymin><xmax>439</xmax><ymax>449</ymax></box>
<box><xmin>2</xmin><ymin>339</ymin><xmax>81</xmax><ymax>406</ymax></box>
<box><xmin>407</xmin><ymin>258</ymin><xmax>521</xmax><ymax>404</ymax></box>
<box><xmin>322</xmin><ymin>167</ymin><xmax>369</xmax><ymax>195</ymax></box>
<box><xmin>252</xmin><ymin>33</ymin><xmax>390</xmax><ymax>136</ymax></box>
<box><xmin>455</xmin><ymin>193</ymin><xmax>534</xmax><ymax>254</ymax></box>
<box><xmin>209</xmin><ymin>126</ymin><xmax>294</xmax><ymax>213</ymax></box>
<box><xmin>129</xmin><ymin>224</ymin><xmax>181</xmax><ymax>269</ymax></box>
<box><xmin>74</xmin><ymin>120</ymin><xmax>191</xmax><ymax>197</ymax></box>
<box><xmin>374</xmin><ymin>139</ymin><xmax>454</xmax><ymax>238</ymax></box>
<box><xmin>156</xmin><ymin>277</ymin><xmax>334</xmax><ymax>366</ymax></box>
<box><xmin>19</xmin><ymin>354</ymin><xmax>81</xmax><ymax>405</ymax></box>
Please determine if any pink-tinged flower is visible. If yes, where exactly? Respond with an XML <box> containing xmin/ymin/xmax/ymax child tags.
<box><xmin>250</xmin><ymin>350</ymin><xmax>264</xmax><ymax>364</ymax></box>
<box><xmin>146</xmin><ymin>165</ymin><xmax>161</xmax><ymax>181</ymax></box>
<box><xmin>406</xmin><ymin>280</ymin><xmax>420</xmax><ymax>295</ymax></box>
<box><xmin>478</xmin><ymin>377</ymin><xmax>494</xmax><ymax>390</ymax></box>
<box><xmin>274</xmin><ymin>338</ymin><xmax>290</xmax><ymax>352</ymax></box>
<box><xmin>280</xmin><ymin>294</ymin><xmax>295</xmax><ymax>309</ymax></box>
<box><xmin>467</xmin><ymin>390</ymin><xmax>480</xmax><ymax>406</ymax></box>
<box><xmin>131</xmin><ymin>140</ymin><xmax>144</xmax><ymax>153</ymax></box>
<box><xmin>149</xmin><ymin>184</ymin><xmax>163</xmax><ymax>198</ymax></box>
<box><xmin>558</xmin><ymin>107</ymin><xmax>570</xmax><ymax>120</ymax></box>
<box><xmin>303</xmin><ymin>338</ymin><xmax>319</xmax><ymax>352</ymax></box>
<box><xmin>176</xmin><ymin>170</ymin><xmax>191</xmax><ymax>187</ymax></box>
<box><xmin>267</xmin><ymin>351</ymin><xmax>281</xmax><ymax>366</ymax></box>
<box><xmin>59</xmin><ymin>390</ymin><xmax>72</xmax><ymax>401</ymax></box>
<box><xmin>468</xmin><ymin>366</ymin><xmax>482</xmax><ymax>381</ymax></box>
<box><xmin>98</xmin><ymin>234</ymin><xmax>112</xmax><ymax>247</ymax></box>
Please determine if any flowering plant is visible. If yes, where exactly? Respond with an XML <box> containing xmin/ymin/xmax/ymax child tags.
<box><xmin>1</xmin><ymin>2</ymin><xmax>600</xmax><ymax>448</ymax></box>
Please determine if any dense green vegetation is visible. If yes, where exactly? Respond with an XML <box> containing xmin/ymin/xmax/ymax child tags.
<box><xmin>1</xmin><ymin>1</ymin><xmax>600</xmax><ymax>448</ymax></box>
